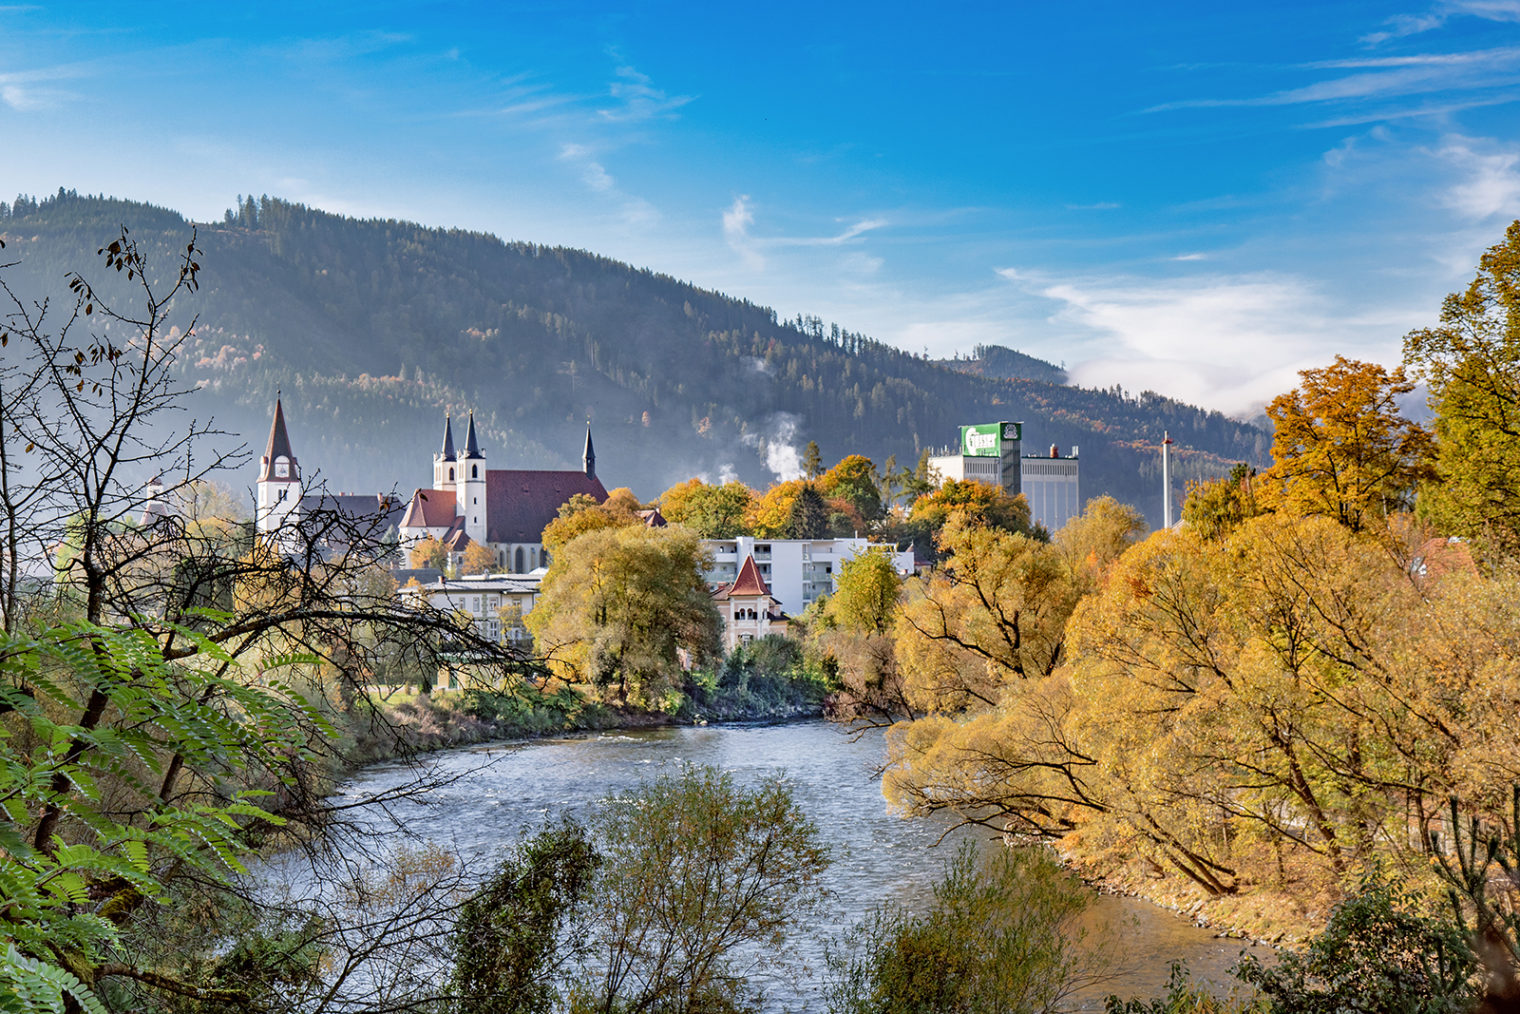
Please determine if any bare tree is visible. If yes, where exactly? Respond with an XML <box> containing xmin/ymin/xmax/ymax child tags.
<box><xmin>0</xmin><ymin>226</ymin><xmax>538</xmax><ymax>1012</ymax></box>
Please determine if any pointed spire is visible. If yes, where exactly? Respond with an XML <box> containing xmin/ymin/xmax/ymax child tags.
<box><xmin>439</xmin><ymin>413</ymin><xmax>456</xmax><ymax>459</ymax></box>
<box><xmin>583</xmin><ymin>419</ymin><xmax>596</xmax><ymax>480</ymax></box>
<box><xmin>259</xmin><ymin>397</ymin><xmax>298</xmax><ymax>481</ymax></box>
<box><xmin>462</xmin><ymin>411</ymin><xmax>483</xmax><ymax>460</ymax></box>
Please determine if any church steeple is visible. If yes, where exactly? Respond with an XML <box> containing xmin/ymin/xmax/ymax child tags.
<box><xmin>583</xmin><ymin>421</ymin><xmax>596</xmax><ymax>480</ymax></box>
<box><xmin>462</xmin><ymin>411</ymin><xmax>484</xmax><ymax>460</ymax></box>
<box><xmin>258</xmin><ymin>397</ymin><xmax>298</xmax><ymax>483</ymax></box>
<box><xmin>439</xmin><ymin>413</ymin><xmax>456</xmax><ymax>460</ymax></box>
<box><xmin>256</xmin><ymin>396</ymin><xmax>302</xmax><ymax>540</ymax></box>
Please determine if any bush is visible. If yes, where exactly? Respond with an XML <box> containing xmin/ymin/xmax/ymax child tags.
<box><xmin>826</xmin><ymin>841</ymin><xmax>1107</xmax><ymax>1014</ymax></box>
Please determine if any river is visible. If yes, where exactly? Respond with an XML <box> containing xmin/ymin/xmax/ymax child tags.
<box><xmin>319</xmin><ymin>719</ymin><xmax>1268</xmax><ymax>1011</ymax></box>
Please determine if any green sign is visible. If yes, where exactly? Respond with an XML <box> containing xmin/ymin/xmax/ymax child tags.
<box><xmin>961</xmin><ymin>423</ymin><xmax>1003</xmax><ymax>457</ymax></box>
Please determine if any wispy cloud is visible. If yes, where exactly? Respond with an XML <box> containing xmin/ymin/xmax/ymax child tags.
<box><xmin>598</xmin><ymin>64</ymin><xmax>693</xmax><ymax>122</ymax></box>
<box><xmin>1066</xmin><ymin>201</ymin><xmax>1122</xmax><ymax>210</ymax></box>
<box><xmin>1147</xmin><ymin>44</ymin><xmax>1520</xmax><ymax>113</ymax></box>
<box><xmin>1362</xmin><ymin>2</ymin><xmax>1520</xmax><ymax>46</ymax></box>
<box><xmin>1172</xmin><ymin>252</ymin><xmax>1208</xmax><ymax>261</ymax></box>
<box><xmin>0</xmin><ymin>60</ymin><xmax>92</xmax><ymax>110</ymax></box>
<box><xmin>722</xmin><ymin>195</ymin><xmax>763</xmax><ymax>269</ymax></box>
<box><xmin>719</xmin><ymin>196</ymin><xmax>886</xmax><ymax>270</ymax></box>
<box><xmin>1436</xmin><ymin>135</ymin><xmax>1520</xmax><ymax>218</ymax></box>
<box><xmin>557</xmin><ymin>143</ymin><xmax>658</xmax><ymax>227</ymax></box>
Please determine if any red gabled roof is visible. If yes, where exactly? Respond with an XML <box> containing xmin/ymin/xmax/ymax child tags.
<box><xmin>442</xmin><ymin>528</ymin><xmax>472</xmax><ymax>551</ymax></box>
<box><xmin>715</xmin><ymin>555</ymin><xmax>773</xmax><ymax>601</ymax></box>
<box><xmin>400</xmin><ymin>488</ymin><xmax>458</xmax><ymax>529</ymax></box>
<box><xmin>485</xmin><ymin>469</ymin><xmax>608</xmax><ymax>544</ymax></box>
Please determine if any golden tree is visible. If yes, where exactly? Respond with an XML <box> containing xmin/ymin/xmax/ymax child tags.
<box><xmin>1259</xmin><ymin>356</ymin><xmax>1433</xmax><ymax>532</ymax></box>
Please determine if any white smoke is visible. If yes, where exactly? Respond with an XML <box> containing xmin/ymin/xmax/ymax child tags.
<box><xmin>742</xmin><ymin>412</ymin><xmax>805</xmax><ymax>482</ymax></box>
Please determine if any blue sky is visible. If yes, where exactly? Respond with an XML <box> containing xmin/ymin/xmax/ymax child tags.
<box><xmin>5</xmin><ymin>1</ymin><xmax>1520</xmax><ymax>415</ymax></box>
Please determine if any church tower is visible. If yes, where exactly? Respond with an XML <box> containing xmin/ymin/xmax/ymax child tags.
<box><xmin>459</xmin><ymin>411</ymin><xmax>487</xmax><ymax>544</ymax></box>
<box><xmin>433</xmin><ymin>413</ymin><xmax>457</xmax><ymax>492</ymax></box>
<box><xmin>583</xmin><ymin>421</ymin><xmax>596</xmax><ymax>480</ymax></box>
<box><xmin>256</xmin><ymin>398</ymin><xmax>302</xmax><ymax>537</ymax></box>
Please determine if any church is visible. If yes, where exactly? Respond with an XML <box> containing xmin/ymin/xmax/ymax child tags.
<box><xmin>254</xmin><ymin>399</ymin><xmax>607</xmax><ymax>572</ymax></box>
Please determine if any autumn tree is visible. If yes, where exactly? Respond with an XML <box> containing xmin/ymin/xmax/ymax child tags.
<box><xmin>540</xmin><ymin>489</ymin><xmax>640</xmax><ymax>555</ymax></box>
<box><xmin>820</xmin><ymin>454</ymin><xmax>885</xmax><ymax>523</ymax></box>
<box><xmin>1180</xmin><ymin>463</ymin><xmax>1263</xmax><ymax>541</ymax></box>
<box><xmin>826</xmin><ymin>550</ymin><xmax>903</xmax><ymax>636</ymax></box>
<box><xmin>658</xmin><ymin>478</ymin><xmax>755</xmax><ymax>538</ymax></box>
<box><xmin>747</xmin><ymin>480</ymin><xmax>806</xmax><ymax>538</ymax></box>
<box><xmin>460</xmin><ymin>541</ymin><xmax>496</xmax><ymax>575</ymax></box>
<box><xmin>410</xmin><ymin>534</ymin><xmax>449</xmax><ymax>570</ymax></box>
<box><xmin>908</xmin><ymin>479</ymin><xmax>1034</xmax><ymax>540</ymax></box>
<box><xmin>526</xmin><ymin>525</ymin><xmax>721</xmax><ymax>707</ymax></box>
<box><xmin>1405</xmin><ymin>219</ymin><xmax>1520</xmax><ymax>558</ymax></box>
<box><xmin>1258</xmin><ymin>356</ymin><xmax>1433</xmax><ymax>533</ymax></box>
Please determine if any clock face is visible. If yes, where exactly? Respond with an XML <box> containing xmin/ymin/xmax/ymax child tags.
<box><xmin>275</xmin><ymin>459</ymin><xmax>289</xmax><ymax>478</ymax></box>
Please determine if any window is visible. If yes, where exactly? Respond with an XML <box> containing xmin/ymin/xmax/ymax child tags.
<box><xmin>472</xmin><ymin>465</ymin><xmax>478</xmax><ymax>478</ymax></box>
<box><xmin>449</xmin><ymin>467</ymin><xmax>455</xmax><ymax>481</ymax></box>
<box><xmin>514</xmin><ymin>547</ymin><xmax>525</xmax><ymax>572</ymax></box>
<box><xmin>277</xmin><ymin>489</ymin><xmax>287</xmax><ymax>502</ymax></box>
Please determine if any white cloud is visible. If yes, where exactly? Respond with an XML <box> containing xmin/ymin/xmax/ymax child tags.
<box><xmin>999</xmin><ymin>269</ymin><xmax>1412</xmax><ymax>414</ymax></box>
<box><xmin>1436</xmin><ymin>136</ymin><xmax>1520</xmax><ymax>219</ymax></box>
<box><xmin>1065</xmin><ymin>201</ymin><xmax>1121</xmax><ymax>211</ymax></box>
<box><xmin>723</xmin><ymin>195</ymin><xmax>763</xmax><ymax>270</ymax></box>
<box><xmin>1172</xmin><ymin>252</ymin><xmax>1208</xmax><ymax>261</ymax></box>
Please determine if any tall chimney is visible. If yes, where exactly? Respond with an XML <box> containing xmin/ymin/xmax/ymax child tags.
<box><xmin>1162</xmin><ymin>431</ymin><xmax>1174</xmax><ymax>529</ymax></box>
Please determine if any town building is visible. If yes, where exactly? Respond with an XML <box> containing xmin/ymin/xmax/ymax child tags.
<box><xmin>926</xmin><ymin>420</ymin><xmax>1081</xmax><ymax>532</ymax></box>
<box><xmin>710</xmin><ymin>556</ymin><xmax>788</xmax><ymax>650</ymax></box>
<box><xmin>700</xmin><ymin>536</ymin><xmax>915</xmax><ymax>619</ymax></box>
<box><xmin>398</xmin><ymin>571</ymin><xmax>543</xmax><ymax>646</ymax></box>
<box><xmin>254</xmin><ymin>399</ymin><xmax>607</xmax><ymax>571</ymax></box>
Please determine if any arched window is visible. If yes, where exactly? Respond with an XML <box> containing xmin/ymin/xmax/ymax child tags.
<box><xmin>514</xmin><ymin>547</ymin><xmax>525</xmax><ymax>572</ymax></box>
<box><xmin>448</xmin><ymin>467</ymin><xmax>455</xmax><ymax>481</ymax></box>
<box><xmin>472</xmin><ymin>465</ymin><xmax>478</xmax><ymax>479</ymax></box>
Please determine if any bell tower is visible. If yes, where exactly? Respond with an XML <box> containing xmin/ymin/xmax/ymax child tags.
<box><xmin>256</xmin><ymin>397</ymin><xmax>302</xmax><ymax>538</ymax></box>
<box><xmin>433</xmin><ymin>413</ymin><xmax>457</xmax><ymax>492</ymax></box>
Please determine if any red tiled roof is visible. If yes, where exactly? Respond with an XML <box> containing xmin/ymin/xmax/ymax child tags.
<box><xmin>714</xmin><ymin>555</ymin><xmax>773</xmax><ymax>601</ymax></box>
<box><xmin>400</xmin><ymin>489</ymin><xmax>458</xmax><ymax>529</ymax></box>
<box><xmin>443</xmin><ymin>528</ymin><xmax>472</xmax><ymax>551</ymax></box>
<box><xmin>485</xmin><ymin>469</ymin><xmax>608</xmax><ymax>543</ymax></box>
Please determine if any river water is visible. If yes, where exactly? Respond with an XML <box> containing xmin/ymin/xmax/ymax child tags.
<box><xmin>322</xmin><ymin>720</ymin><xmax>1267</xmax><ymax>1011</ymax></box>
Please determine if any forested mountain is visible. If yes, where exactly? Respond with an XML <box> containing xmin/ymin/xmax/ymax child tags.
<box><xmin>0</xmin><ymin>190</ymin><xmax>1269</xmax><ymax>526</ymax></box>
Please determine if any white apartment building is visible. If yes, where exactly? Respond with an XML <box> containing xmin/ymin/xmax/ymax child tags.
<box><xmin>700</xmin><ymin>536</ymin><xmax>915</xmax><ymax>616</ymax></box>
<box><xmin>399</xmin><ymin>571</ymin><xmax>543</xmax><ymax>645</ymax></box>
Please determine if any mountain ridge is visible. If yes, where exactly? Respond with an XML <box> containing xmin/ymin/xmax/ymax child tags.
<box><xmin>0</xmin><ymin>189</ymin><xmax>1269</xmax><ymax>526</ymax></box>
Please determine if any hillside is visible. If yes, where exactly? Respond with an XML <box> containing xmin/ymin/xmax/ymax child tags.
<box><xmin>0</xmin><ymin>190</ymin><xmax>1269</xmax><ymax>526</ymax></box>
